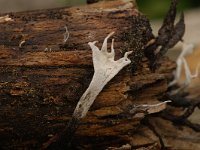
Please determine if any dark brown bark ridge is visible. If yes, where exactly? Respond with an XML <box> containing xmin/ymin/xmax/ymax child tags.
<box><xmin>0</xmin><ymin>0</ymin><xmax>199</xmax><ymax>150</ymax></box>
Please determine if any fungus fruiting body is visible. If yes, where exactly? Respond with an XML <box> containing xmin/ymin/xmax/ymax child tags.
<box><xmin>73</xmin><ymin>32</ymin><xmax>133</xmax><ymax>119</ymax></box>
<box><xmin>169</xmin><ymin>43</ymin><xmax>199</xmax><ymax>87</ymax></box>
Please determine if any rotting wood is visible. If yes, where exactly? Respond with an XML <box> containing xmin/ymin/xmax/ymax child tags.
<box><xmin>0</xmin><ymin>0</ymin><xmax>199</xmax><ymax>150</ymax></box>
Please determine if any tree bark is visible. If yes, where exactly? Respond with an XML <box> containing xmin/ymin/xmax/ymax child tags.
<box><xmin>0</xmin><ymin>0</ymin><xmax>199</xmax><ymax>150</ymax></box>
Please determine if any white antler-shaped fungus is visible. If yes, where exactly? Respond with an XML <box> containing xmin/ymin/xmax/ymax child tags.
<box><xmin>73</xmin><ymin>32</ymin><xmax>133</xmax><ymax>119</ymax></box>
<box><xmin>0</xmin><ymin>15</ymin><xmax>13</xmax><ymax>23</ymax></box>
<box><xmin>169</xmin><ymin>43</ymin><xmax>199</xmax><ymax>87</ymax></box>
<box><xmin>63</xmin><ymin>26</ymin><xmax>69</xmax><ymax>43</ymax></box>
<box><xmin>182</xmin><ymin>57</ymin><xmax>199</xmax><ymax>85</ymax></box>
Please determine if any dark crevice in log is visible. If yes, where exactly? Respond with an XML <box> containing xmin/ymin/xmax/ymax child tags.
<box><xmin>42</xmin><ymin>117</ymin><xmax>80</xmax><ymax>150</ymax></box>
<box><xmin>141</xmin><ymin>117</ymin><xmax>167</xmax><ymax>150</ymax></box>
<box><xmin>158</xmin><ymin>83</ymin><xmax>200</xmax><ymax>132</ymax></box>
<box><xmin>161</xmin><ymin>112</ymin><xmax>200</xmax><ymax>132</ymax></box>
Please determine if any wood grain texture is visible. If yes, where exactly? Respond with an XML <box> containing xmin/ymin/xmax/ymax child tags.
<box><xmin>1</xmin><ymin>1</ymin><xmax>197</xmax><ymax>150</ymax></box>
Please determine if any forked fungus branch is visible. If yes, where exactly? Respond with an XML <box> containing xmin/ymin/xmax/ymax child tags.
<box><xmin>73</xmin><ymin>32</ymin><xmax>133</xmax><ymax>119</ymax></box>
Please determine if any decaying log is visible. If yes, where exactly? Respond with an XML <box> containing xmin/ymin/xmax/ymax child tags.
<box><xmin>0</xmin><ymin>0</ymin><xmax>199</xmax><ymax>150</ymax></box>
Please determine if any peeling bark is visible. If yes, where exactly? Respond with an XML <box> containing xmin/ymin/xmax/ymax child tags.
<box><xmin>0</xmin><ymin>0</ymin><xmax>199</xmax><ymax>150</ymax></box>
